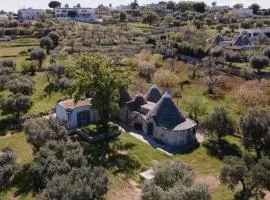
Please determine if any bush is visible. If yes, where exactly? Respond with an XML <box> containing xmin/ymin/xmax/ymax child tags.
<box><xmin>224</xmin><ymin>51</ymin><xmax>241</xmax><ymax>66</ymax></box>
<box><xmin>153</xmin><ymin>69</ymin><xmax>179</xmax><ymax>89</ymax></box>
<box><xmin>263</xmin><ymin>47</ymin><xmax>270</xmax><ymax>59</ymax></box>
<box><xmin>250</xmin><ymin>55</ymin><xmax>269</xmax><ymax>73</ymax></box>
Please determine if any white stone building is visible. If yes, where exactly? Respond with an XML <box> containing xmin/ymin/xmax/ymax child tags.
<box><xmin>54</xmin><ymin>7</ymin><xmax>97</xmax><ymax>21</ymax></box>
<box><xmin>232</xmin><ymin>8</ymin><xmax>253</xmax><ymax>17</ymax></box>
<box><xmin>18</xmin><ymin>8</ymin><xmax>45</xmax><ymax>20</ymax></box>
<box><xmin>56</xmin><ymin>98</ymin><xmax>99</xmax><ymax>130</ymax></box>
<box><xmin>117</xmin><ymin>85</ymin><xmax>197</xmax><ymax>147</ymax></box>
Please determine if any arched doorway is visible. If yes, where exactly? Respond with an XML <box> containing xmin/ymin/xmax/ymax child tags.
<box><xmin>147</xmin><ymin>123</ymin><xmax>154</xmax><ymax>136</ymax></box>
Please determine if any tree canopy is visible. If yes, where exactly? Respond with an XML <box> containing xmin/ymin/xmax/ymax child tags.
<box><xmin>142</xmin><ymin>161</ymin><xmax>211</xmax><ymax>200</ymax></box>
<box><xmin>0</xmin><ymin>147</ymin><xmax>19</xmax><ymax>191</ymax></box>
<box><xmin>38</xmin><ymin>167</ymin><xmax>109</xmax><ymax>200</ymax></box>
<box><xmin>201</xmin><ymin>107</ymin><xmax>234</xmax><ymax>144</ymax></box>
<box><xmin>71</xmin><ymin>55</ymin><xmax>130</xmax><ymax>123</ymax></box>
<box><xmin>24</xmin><ymin>117</ymin><xmax>68</xmax><ymax>152</ymax></box>
<box><xmin>221</xmin><ymin>154</ymin><xmax>270</xmax><ymax>199</ymax></box>
<box><xmin>240</xmin><ymin>108</ymin><xmax>270</xmax><ymax>159</ymax></box>
<box><xmin>48</xmin><ymin>1</ymin><xmax>61</xmax><ymax>9</ymax></box>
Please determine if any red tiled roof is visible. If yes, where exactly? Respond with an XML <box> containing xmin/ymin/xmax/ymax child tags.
<box><xmin>58</xmin><ymin>98</ymin><xmax>91</xmax><ymax>109</ymax></box>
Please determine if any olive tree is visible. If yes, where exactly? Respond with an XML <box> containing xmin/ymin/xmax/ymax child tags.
<box><xmin>48</xmin><ymin>31</ymin><xmax>60</xmax><ymax>46</ymax></box>
<box><xmin>142</xmin><ymin>12</ymin><xmax>159</xmax><ymax>26</ymax></box>
<box><xmin>201</xmin><ymin>107</ymin><xmax>234</xmax><ymax>144</ymax></box>
<box><xmin>28</xmin><ymin>139</ymin><xmax>87</xmax><ymax>190</ymax></box>
<box><xmin>0</xmin><ymin>147</ymin><xmax>19</xmax><ymax>191</ymax></box>
<box><xmin>142</xmin><ymin>161</ymin><xmax>210</xmax><ymax>200</ymax></box>
<box><xmin>0</xmin><ymin>93</ymin><xmax>32</xmax><ymax>124</ymax></box>
<box><xmin>221</xmin><ymin>154</ymin><xmax>270</xmax><ymax>199</ymax></box>
<box><xmin>240</xmin><ymin>108</ymin><xmax>270</xmax><ymax>159</ymax></box>
<box><xmin>263</xmin><ymin>47</ymin><xmax>270</xmax><ymax>59</ymax></box>
<box><xmin>6</xmin><ymin>76</ymin><xmax>34</xmax><ymax>95</ymax></box>
<box><xmin>38</xmin><ymin>167</ymin><xmax>109</xmax><ymax>200</ymax></box>
<box><xmin>24</xmin><ymin>117</ymin><xmax>68</xmax><ymax>152</ymax></box>
<box><xmin>31</xmin><ymin>48</ymin><xmax>47</xmax><ymax>69</ymax></box>
<box><xmin>224</xmin><ymin>51</ymin><xmax>241</xmax><ymax>66</ymax></box>
<box><xmin>250</xmin><ymin>56</ymin><xmax>269</xmax><ymax>73</ymax></box>
<box><xmin>40</xmin><ymin>37</ymin><xmax>53</xmax><ymax>54</ymax></box>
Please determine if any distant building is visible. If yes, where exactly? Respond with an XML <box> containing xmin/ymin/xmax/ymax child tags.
<box><xmin>212</xmin><ymin>6</ymin><xmax>230</xmax><ymax>11</ymax></box>
<box><xmin>115</xmin><ymin>5</ymin><xmax>132</xmax><ymax>11</ymax></box>
<box><xmin>232</xmin><ymin>8</ymin><xmax>253</xmax><ymax>17</ymax></box>
<box><xmin>18</xmin><ymin>8</ymin><xmax>45</xmax><ymax>20</ymax></box>
<box><xmin>54</xmin><ymin>7</ymin><xmax>97</xmax><ymax>21</ymax></box>
<box><xmin>145</xmin><ymin>2</ymin><xmax>167</xmax><ymax>11</ymax></box>
<box><xmin>0</xmin><ymin>14</ymin><xmax>9</xmax><ymax>20</ymax></box>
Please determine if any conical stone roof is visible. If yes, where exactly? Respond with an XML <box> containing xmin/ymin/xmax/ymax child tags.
<box><xmin>119</xmin><ymin>88</ymin><xmax>133</xmax><ymax>106</ymax></box>
<box><xmin>144</xmin><ymin>84</ymin><xmax>163</xmax><ymax>103</ymax></box>
<box><xmin>146</xmin><ymin>92</ymin><xmax>186</xmax><ymax>129</ymax></box>
<box><xmin>133</xmin><ymin>92</ymin><xmax>147</xmax><ymax>111</ymax></box>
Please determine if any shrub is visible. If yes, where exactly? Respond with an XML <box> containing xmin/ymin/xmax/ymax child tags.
<box><xmin>250</xmin><ymin>55</ymin><xmax>269</xmax><ymax>73</ymax></box>
<box><xmin>263</xmin><ymin>47</ymin><xmax>270</xmax><ymax>59</ymax></box>
<box><xmin>153</xmin><ymin>69</ymin><xmax>179</xmax><ymax>89</ymax></box>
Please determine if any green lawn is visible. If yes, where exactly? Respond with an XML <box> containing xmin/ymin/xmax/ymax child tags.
<box><xmin>29</xmin><ymin>72</ymin><xmax>66</xmax><ymax>113</ymax></box>
<box><xmin>0</xmin><ymin>46</ymin><xmax>37</xmax><ymax>57</ymax></box>
<box><xmin>0</xmin><ymin>131</ymin><xmax>32</xmax><ymax>164</ymax></box>
<box><xmin>113</xmin><ymin>133</ymin><xmax>240</xmax><ymax>200</ymax></box>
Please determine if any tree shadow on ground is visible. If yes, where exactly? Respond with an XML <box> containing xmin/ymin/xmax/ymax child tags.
<box><xmin>44</xmin><ymin>83</ymin><xmax>60</xmax><ymax>97</ymax></box>
<box><xmin>202</xmin><ymin>139</ymin><xmax>242</xmax><ymax>160</ymax></box>
<box><xmin>79</xmin><ymin>137</ymin><xmax>141</xmax><ymax>176</ymax></box>
<box><xmin>12</xmin><ymin>164</ymin><xmax>36</xmax><ymax>198</ymax></box>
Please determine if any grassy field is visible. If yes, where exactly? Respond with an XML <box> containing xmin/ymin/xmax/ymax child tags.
<box><xmin>29</xmin><ymin>72</ymin><xmax>66</xmax><ymax>113</ymax></box>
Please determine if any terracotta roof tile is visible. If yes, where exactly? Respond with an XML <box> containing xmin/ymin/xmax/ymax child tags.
<box><xmin>58</xmin><ymin>98</ymin><xmax>91</xmax><ymax>109</ymax></box>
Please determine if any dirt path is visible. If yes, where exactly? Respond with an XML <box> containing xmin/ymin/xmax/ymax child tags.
<box><xmin>195</xmin><ymin>174</ymin><xmax>220</xmax><ymax>189</ymax></box>
<box><xmin>108</xmin><ymin>179</ymin><xmax>141</xmax><ymax>200</ymax></box>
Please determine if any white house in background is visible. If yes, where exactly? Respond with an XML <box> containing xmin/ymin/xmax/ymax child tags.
<box><xmin>18</xmin><ymin>8</ymin><xmax>45</xmax><ymax>20</ymax></box>
<box><xmin>212</xmin><ymin>6</ymin><xmax>230</xmax><ymax>12</ymax></box>
<box><xmin>54</xmin><ymin>7</ymin><xmax>97</xmax><ymax>21</ymax></box>
<box><xmin>0</xmin><ymin>14</ymin><xmax>9</xmax><ymax>20</ymax></box>
<box><xmin>232</xmin><ymin>8</ymin><xmax>253</xmax><ymax>17</ymax></box>
<box><xmin>145</xmin><ymin>2</ymin><xmax>167</xmax><ymax>11</ymax></box>
<box><xmin>115</xmin><ymin>5</ymin><xmax>132</xmax><ymax>11</ymax></box>
<box><xmin>56</xmin><ymin>98</ymin><xmax>99</xmax><ymax>129</ymax></box>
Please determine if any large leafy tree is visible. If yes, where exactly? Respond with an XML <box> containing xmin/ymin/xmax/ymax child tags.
<box><xmin>48</xmin><ymin>1</ymin><xmax>61</xmax><ymax>9</ymax></box>
<box><xmin>142</xmin><ymin>161</ymin><xmax>210</xmax><ymax>200</ymax></box>
<box><xmin>249</xmin><ymin>3</ymin><xmax>260</xmax><ymax>14</ymax></box>
<box><xmin>201</xmin><ymin>107</ymin><xmax>234</xmax><ymax>144</ymax></box>
<box><xmin>240</xmin><ymin>108</ymin><xmax>270</xmax><ymax>159</ymax></box>
<box><xmin>71</xmin><ymin>55</ymin><xmax>130</xmax><ymax>124</ymax></box>
<box><xmin>220</xmin><ymin>154</ymin><xmax>270</xmax><ymax>199</ymax></box>
<box><xmin>38</xmin><ymin>167</ymin><xmax>109</xmax><ymax>200</ymax></box>
<box><xmin>0</xmin><ymin>147</ymin><xmax>19</xmax><ymax>191</ymax></box>
<box><xmin>24</xmin><ymin>117</ymin><xmax>68</xmax><ymax>152</ymax></box>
